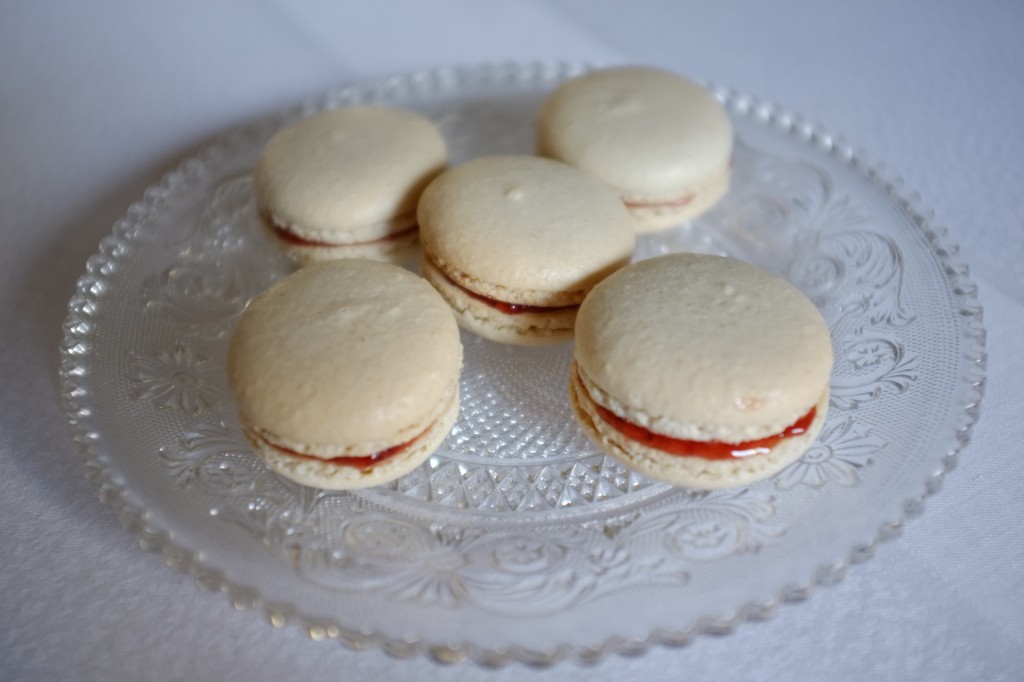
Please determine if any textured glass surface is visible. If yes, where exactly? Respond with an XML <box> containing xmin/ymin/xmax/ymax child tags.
<box><xmin>61</xmin><ymin>63</ymin><xmax>984</xmax><ymax>665</ymax></box>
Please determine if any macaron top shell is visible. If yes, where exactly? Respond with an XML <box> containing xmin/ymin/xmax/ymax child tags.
<box><xmin>574</xmin><ymin>254</ymin><xmax>833</xmax><ymax>441</ymax></box>
<box><xmin>537</xmin><ymin>67</ymin><xmax>733</xmax><ymax>201</ymax></box>
<box><xmin>254</xmin><ymin>106</ymin><xmax>446</xmax><ymax>238</ymax></box>
<box><xmin>227</xmin><ymin>260</ymin><xmax>461</xmax><ymax>453</ymax></box>
<box><xmin>418</xmin><ymin>155</ymin><xmax>635</xmax><ymax>304</ymax></box>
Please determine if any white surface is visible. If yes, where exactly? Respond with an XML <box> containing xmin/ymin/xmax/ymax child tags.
<box><xmin>1</xmin><ymin>1</ymin><xmax>1022</xmax><ymax>679</ymax></box>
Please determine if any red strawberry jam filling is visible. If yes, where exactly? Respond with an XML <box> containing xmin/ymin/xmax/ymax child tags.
<box><xmin>261</xmin><ymin>429</ymin><xmax>424</xmax><ymax>471</ymax></box>
<box><xmin>433</xmin><ymin>261</ymin><xmax>580</xmax><ymax>315</ymax></box>
<box><xmin>595</xmin><ymin>404</ymin><xmax>815</xmax><ymax>460</ymax></box>
<box><xmin>578</xmin><ymin>373</ymin><xmax>815</xmax><ymax>460</ymax></box>
<box><xmin>622</xmin><ymin>194</ymin><xmax>694</xmax><ymax>209</ymax></box>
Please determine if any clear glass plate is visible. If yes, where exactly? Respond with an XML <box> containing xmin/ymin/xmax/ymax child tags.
<box><xmin>60</xmin><ymin>63</ymin><xmax>985</xmax><ymax>665</ymax></box>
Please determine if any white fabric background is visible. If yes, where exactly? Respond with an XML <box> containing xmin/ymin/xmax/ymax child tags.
<box><xmin>2</xmin><ymin>1</ymin><xmax>1022</xmax><ymax>679</ymax></box>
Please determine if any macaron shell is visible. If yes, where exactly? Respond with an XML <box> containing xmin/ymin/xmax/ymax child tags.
<box><xmin>227</xmin><ymin>260</ymin><xmax>462</xmax><ymax>454</ymax></box>
<box><xmin>627</xmin><ymin>164</ymin><xmax>729</xmax><ymax>233</ymax></box>
<box><xmin>262</xmin><ymin>219</ymin><xmax>420</xmax><ymax>267</ymax></box>
<box><xmin>574</xmin><ymin>254</ymin><xmax>833</xmax><ymax>441</ymax></box>
<box><xmin>248</xmin><ymin>387</ymin><xmax>459</xmax><ymax>490</ymax></box>
<box><xmin>536</xmin><ymin>67</ymin><xmax>733</xmax><ymax>201</ymax></box>
<box><xmin>571</xmin><ymin>374</ymin><xmax>829</xmax><ymax>489</ymax></box>
<box><xmin>418</xmin><ymin>155</ymin><xmax>635</xmax><ymax>304</ymax></box>
<box><xmin>263</xmin><ymin>208</ymin><xmax>418</xmax><ymax>246</ymax></box>
<box><xmin>254</xmin><ymin>106</ymin><xmax>446</xmax><ymax>238</ymax></box>
<box><xmin>274</xmin><ymin>234</ymin><xmax>419</xmax><ymax>267</ymax></box>
<box><xmin>422</xmin><ymin>256</ymin><xmax>575</xmax><ymax>345</ymax></box>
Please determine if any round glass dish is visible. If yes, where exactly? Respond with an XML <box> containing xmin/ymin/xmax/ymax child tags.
<box><xmin>60</xmin><ymin>63</ymin><xmax>984</xmax><ymax>665</ymax></box>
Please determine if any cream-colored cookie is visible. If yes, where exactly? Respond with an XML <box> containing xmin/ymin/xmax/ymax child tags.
<box><xmin>418</xmin><ymin>155</ymin><xmax>635</xmax><ymax>345</ymax></box>
<box><xmin>571</xmin><ymin>253</ymin><xmax>833</xmax><ymax>489</ymax></box>
<box><xmin>227</xmin><ymin>260</ymin><xmax>462</xmax><ymax>489</ymax></box>
<box><xmin>537</xmin><ymin>67</ymin><xmax>733</xmax><ymax>232</ymax></box>
<box><xmin>253</xmin><ymin>106</ymin><xmax>447</xmax><ymax>265</ymax></box>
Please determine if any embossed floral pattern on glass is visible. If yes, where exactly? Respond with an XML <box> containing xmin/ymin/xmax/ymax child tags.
<box><xmin>61</xmin><ymin>64</ymin><xmax>984</xmax><ymax>665</ymax></box>
<box><xmin>129</xmin><ymin>343</ymin><xmax>223</xmax><ymax>416</ymax></box>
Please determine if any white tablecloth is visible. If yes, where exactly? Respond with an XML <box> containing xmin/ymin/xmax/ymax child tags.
<box><xmin>2</xmin><ymin>2</ymin><xmax>1022</xmax><ymax>679</ymax></box>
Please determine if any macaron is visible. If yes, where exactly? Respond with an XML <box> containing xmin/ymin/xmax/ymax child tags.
<box><xmin>536</xmin><ymin>66</ymin><xmax>733</xmax><ymax>233</ymax></box>
<box><xmin>253</xmin><ymin>106</ymin><xmax>447</xmax><ymax>266</ymax></box>
<box><xmin>570</xmin><ymin>254</ymin><xmax>832</xmax><ymax>489</ymax></box>
<box><xmin>418</xmin><ymin>155</ymin><xmax>635</xmax><ymax>345</ymax></box>
<box><xmin>226</xmin><ymin>260</ymin><xmax>462</xmax><ymax>489</ymax></box>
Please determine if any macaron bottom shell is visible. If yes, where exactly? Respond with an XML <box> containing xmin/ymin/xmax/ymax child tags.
<box><xmin>422</xmin><ymin>256</ymin><xmax>576</xmax><ymax>346</ymax></box>
<box><xmin>245</xmin><ymin>386</ymin><xmax>459</xmax><ymax>490</ymax></box>
<box><xmin>570</xmin><ymin>368</ymin><xmax>829</xmax><ymax>490</ymax></box>
<box><xmin>624</xmin><ymin>164</ymin><xmax>730</xmax><ymax>233</ymax></box>
<box><xmin>260</xmin><ymin>215</ymin><xmax>420</xmax><ymax>267</ymax></box>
